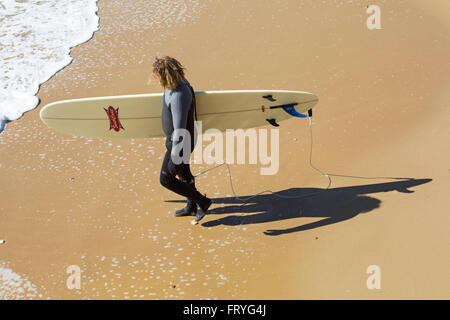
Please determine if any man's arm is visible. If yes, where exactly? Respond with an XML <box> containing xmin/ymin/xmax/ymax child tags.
<box><xmin>170</xmin><ymin>89</ymin><xmax>192</xmax><ymax>161</ymax></box>
<box><xmin>171</xmin><ymin>89</ymin><xmax>191</xmax><ymax>140</ymax></box>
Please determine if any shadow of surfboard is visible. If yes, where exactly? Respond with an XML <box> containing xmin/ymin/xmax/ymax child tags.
<box><xmin>166</xmin><ymin>178</ymin><xmax>432</xmax><ymax>236</ymax></box>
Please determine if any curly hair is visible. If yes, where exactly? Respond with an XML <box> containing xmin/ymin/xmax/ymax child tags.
<box><xmin>152</xmin><ymin>56</ymin><xmax>186</xmax><ymax>90</ymax></box>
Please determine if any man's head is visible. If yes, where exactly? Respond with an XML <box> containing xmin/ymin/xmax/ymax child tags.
<box><xmin>151</xmin><ymin>56</ymin><xmax>186</xmax><ymax>90</ymax></box>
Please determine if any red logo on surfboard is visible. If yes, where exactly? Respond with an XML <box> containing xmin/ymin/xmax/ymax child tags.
<box><xmin>104</xmin><ymin>106</ymin><xmax>124</xmax><ymax>132</ymax></box>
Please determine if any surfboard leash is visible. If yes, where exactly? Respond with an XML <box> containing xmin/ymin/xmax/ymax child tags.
<box><xmin>193</xmin><ymin>113</ymin><xmax>410</xmax><ymax>208</ymax></box>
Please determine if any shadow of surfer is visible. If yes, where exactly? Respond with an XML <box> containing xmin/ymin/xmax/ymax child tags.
<box><xmin>167</xmin><ymin>178</ymin><xmax>431</xmax><ymax>236</ymax></box>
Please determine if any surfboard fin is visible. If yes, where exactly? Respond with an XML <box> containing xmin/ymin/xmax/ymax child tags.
<box><xmin>281</xmin><ymin>104</ymin><xmax>307</xmax><ymax>118</ymax></box>
<box><xmin>263</xmin><ymin>95</ymin><xmax>276</xmax><ymax>102</ymax></box>
<box><xmin>266</xmin><ymin>118</ymin><xmax>280</xmax><ymax>127</ymax></box>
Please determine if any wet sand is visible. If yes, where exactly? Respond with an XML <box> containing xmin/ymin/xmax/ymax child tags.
<box><xmin>0</xmin><ymin>0</ymin><xmax>449</xmax><ymax>299</ymax></box>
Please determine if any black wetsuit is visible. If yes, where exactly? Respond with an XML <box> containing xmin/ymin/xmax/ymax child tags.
<box><xmin>161</xmin><ymin>78</ymin><xmax>196</xmax><ymax>152</ymax></box>
<box><xmin>159</xmin><ymin>78</ymin><xmax>208</xmax><ymax>209</ymax></box>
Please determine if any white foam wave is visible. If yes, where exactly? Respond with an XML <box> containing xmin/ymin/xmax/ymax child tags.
<box><xmin>0</xmin><ymin>262</ymin><xmax>39</xmax><ymax>299</ymax></box>
<box><xmin>0</xmin><ymin>0</ymin><xmax>99</xmax><ymax>133</ymax></box>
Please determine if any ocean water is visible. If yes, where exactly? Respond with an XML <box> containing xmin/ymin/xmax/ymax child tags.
<box><xmin>0</xmin><ymin>0</ymin><xmax>99</xmax><ymax>134</ymax></box>
<box><xmin>0</xmin><ymin>0</ymin><xmax>209</xmax><ymax>135</ymax></box>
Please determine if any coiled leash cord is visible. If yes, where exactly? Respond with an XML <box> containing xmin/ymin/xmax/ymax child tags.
<box><xmin>193</xmin><ymin>116</ymin><xmax>408</xmax><ymax>207</ymax></box>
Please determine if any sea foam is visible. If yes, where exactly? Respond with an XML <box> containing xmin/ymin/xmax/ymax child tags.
<box><xmin>0</xmin><ymin>0</ymin><xmax>99</xmax><ymax>133</ymax></box>
<box><xmin>0</xmin><ymin>262</ymin><xmax>39</xmax><ymax>299</ymax></box>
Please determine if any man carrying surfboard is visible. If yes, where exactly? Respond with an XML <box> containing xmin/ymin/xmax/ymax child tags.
<box><xmin>151</xmin><ymin>56</ymin><xmax>212</xmax><ymax>223</ymax></box>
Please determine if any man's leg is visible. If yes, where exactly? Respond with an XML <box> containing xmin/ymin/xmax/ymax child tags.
<box><xmin>159</xmin><ymin>147</ymin><xmax>210</xmax><ymax>210</ymax></box>
<box><xmin>172</xmin><ymin>162</ymin><xmax>197</xmax><ymax>216</ymax></box>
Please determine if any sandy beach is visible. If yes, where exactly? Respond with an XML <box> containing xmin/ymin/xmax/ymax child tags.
<box><xmin>1</xmin><ymin>0</ymin><xmax>449</xmax><ymax>299</ymax></box>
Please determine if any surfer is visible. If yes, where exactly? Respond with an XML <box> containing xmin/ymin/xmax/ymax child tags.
<box><xmin>151</xmin><ymin>56</ymin><xmax>212</xmax><ymax>223</ymax></box>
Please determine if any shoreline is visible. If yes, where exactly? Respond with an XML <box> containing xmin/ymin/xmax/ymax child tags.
<box><xmin>0</xmin><ymin>0</ymin><xmax>100</xmax><ymax>135</ymax></box>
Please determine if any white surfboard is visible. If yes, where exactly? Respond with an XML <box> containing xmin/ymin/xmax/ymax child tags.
<box><xmin>39</xmin><ymin>90</ymin><xmax>318</xmax><ymax>138</ymax></box>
